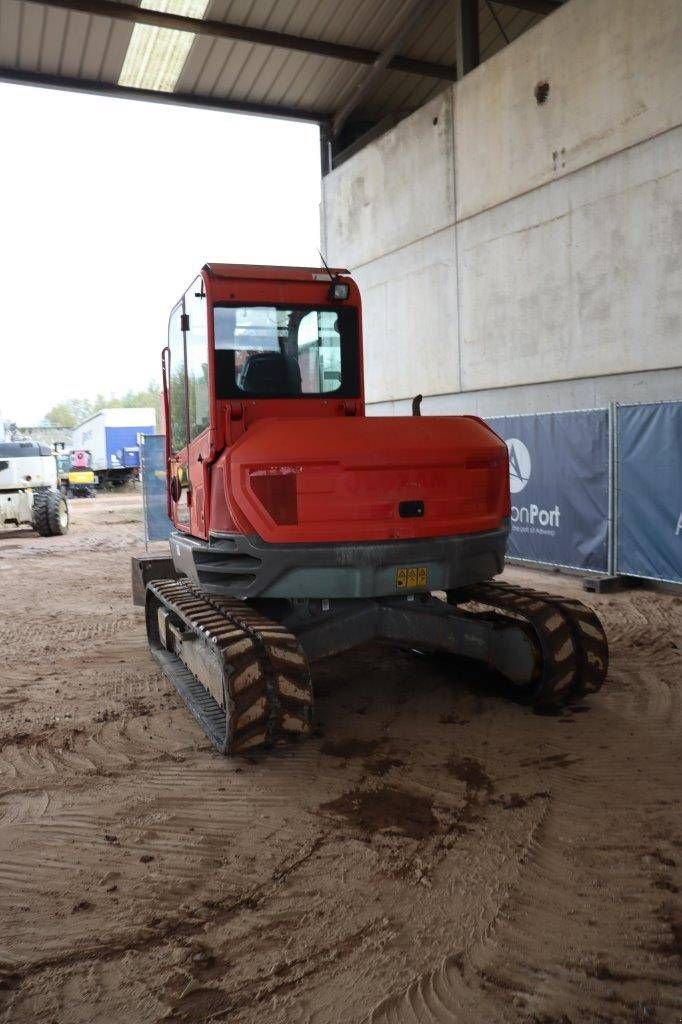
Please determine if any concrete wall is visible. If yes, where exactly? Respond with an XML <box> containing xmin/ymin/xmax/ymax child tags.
<box><xmin>321</xmin><ymin>0</ymin><xmax>682</xmax><ymax>416</ymax></box>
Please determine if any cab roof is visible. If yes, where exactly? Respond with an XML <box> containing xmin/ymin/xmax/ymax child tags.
<box><xmin>203</xmin><ymin>264</ymin><xmax>350</xmax><ymax>282</ymax></box>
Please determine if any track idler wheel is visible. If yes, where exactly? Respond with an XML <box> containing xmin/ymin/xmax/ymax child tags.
<box><xmin>449</xmin><ymin>581</ymin><xmax>608</xmax><ymax>708</ymax></box>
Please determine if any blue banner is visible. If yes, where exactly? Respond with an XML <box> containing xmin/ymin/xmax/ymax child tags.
<box><xmin>141</xmin><ymin>434</ymin><xmax>171</xmax><ymax>542</ymax></box>
<box><xmin>617</xmin><ymin>402</ymin><xmax>682</xmax><ymax>584</ymax></box>
<box><xmin>488</xmin><ymin>410</ymin><xmax>610</xmax><ymax>572</ymax></box>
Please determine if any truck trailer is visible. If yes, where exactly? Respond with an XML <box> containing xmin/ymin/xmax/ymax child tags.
<box><xmin>72</xmin><ymin>408</ymin><xmax>156</xmax><ymax>486</ymax></box>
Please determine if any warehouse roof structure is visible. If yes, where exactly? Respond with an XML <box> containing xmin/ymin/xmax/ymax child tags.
<box><xmin>0</xmin><ymin>0</ymin><xmax>564</xmax><ymax>165</ymax></box>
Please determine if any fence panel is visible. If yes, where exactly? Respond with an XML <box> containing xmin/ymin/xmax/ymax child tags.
<box><xmin>616</xmin><ymin>402</ymin><xmax>682</xmax><ymax>584</ymax></box>
<box><xmin>488</xmin><ymin>410</ymin><xmax>610</xmax><ymax>573</ymax></box>
<box><xmin>141</xmin><ymin>434</ymin><xmax>171</xmax><ymax>543</ymax></box>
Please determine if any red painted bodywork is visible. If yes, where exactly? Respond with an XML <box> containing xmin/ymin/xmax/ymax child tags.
<box><xmin>166</xmin><ymin>264</ymin><xmax>510</xmax><ymax>544</ymax></box>
<box><xmin>71</xmin><ymin>450</ymin><xmax>91</xmax><ymax>469</ymax></box>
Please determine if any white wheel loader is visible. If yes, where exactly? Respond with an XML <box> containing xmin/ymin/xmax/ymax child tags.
<box><xmin>0</xmin><ymin>442</ymin><xmax>69</xmax><ymax>536</ymax></box>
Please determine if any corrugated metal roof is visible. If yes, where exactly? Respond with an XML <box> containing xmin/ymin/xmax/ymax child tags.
<box><xmin>0</xmin><ymin>0</ymin><xmax>136</xmax><ymax>81</ymax></box>
<box><xmin>0</xmin><ymin>0</ymin><xmax>552</xmax><ymax>142</ymax></box>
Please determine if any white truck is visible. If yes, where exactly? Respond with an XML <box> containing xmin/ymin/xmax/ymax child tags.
<box><xmin>72</xmin><ymin>407</ymin><xmax>156</xmax><ymax>486</ymax></box>
<box><xmin>0</xmin><ymin>441</ymin><xmax>69</xmax><ymax>535</ymax></box>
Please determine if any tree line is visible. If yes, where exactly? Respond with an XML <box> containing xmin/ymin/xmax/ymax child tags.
<box><xmin>43</xmin><ymin>384</ymin><xmax>161</xmax><ymax>429</ymax></box>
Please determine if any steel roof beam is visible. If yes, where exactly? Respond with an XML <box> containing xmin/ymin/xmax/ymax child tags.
<box><xmin>0</xmin><ymin>67</ymin><xmax>327</xmax><ymax>123</ymax></box>
<box><xmin>332</xmin><ymin>0</ymin><xmax>442</xmax><ymax>139</ymax></box>
<box><xmin>490</xmin><ymin>0</ymin><xmax>563</xmax><ymax>15</ymax></box>
<box><xmin>19</xmin><ymin>0</ymin><xmax>458</xmax><ymax>82</ymax></box>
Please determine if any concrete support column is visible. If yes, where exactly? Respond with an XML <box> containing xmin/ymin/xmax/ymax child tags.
<box><xmin>319</xmin><ymin>125</ymin><xmax>333</xmax><ymax>177</ymax></box>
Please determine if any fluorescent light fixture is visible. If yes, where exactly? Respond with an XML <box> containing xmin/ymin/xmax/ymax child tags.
<box><xmin>118</xmin><ymin>0</ymin><xmax>210</xmax><ymax>93</ymax></box>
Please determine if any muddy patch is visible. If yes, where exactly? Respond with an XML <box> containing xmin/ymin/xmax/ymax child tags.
<box><xmin>520</xmin><ymin>752</ymin><xmax>578</xmax><ymax>770</ymax></box>
<box><xmin>446</xmin><ymin>756</ymin><xmax>494</xmax><ymax>795</ymax></box>
<box><xmin>166</xmin><ymin>985</ymin><xmax>227</xmax><ymax>1022</ymax></box>
<box><xmin>320</xmin><ymin>737</ymin><xmax>382</xmax><ymax>759</ymax></box>
<box><xmin>365</xmin><ymin>756</ymin><xmax>405</xmax><ymax>777</ymax></box>
<box><xmin>318</xmin><ymin>785</ymin><xmax>438</xmax><ymax>839</ymax></box>
<box><xmin>493</xmin><ymin>790</ymin><xmax>550</xmax><ymax>811</ymax></box>
<box><xmin>320</xmin><ymin>737</ymin><xmax>405</xmax><ymax>777</ymax></box>
<box><xmin>657</xmin><ymin>904</ymin><xmax>682</xmax><ymax>959</ymax></box>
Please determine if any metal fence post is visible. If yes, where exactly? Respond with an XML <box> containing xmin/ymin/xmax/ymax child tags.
<box><xmin>607</xmin><ymin>403</ymin><xmax>615</xmax><ymax>576</ymax></box>
<box><xmin>141</xmin><ymin>434</ymin><xmax>149</xmax><ymax>552</ymax></box>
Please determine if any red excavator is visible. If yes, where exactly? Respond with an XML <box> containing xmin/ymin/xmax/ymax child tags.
<box><xmin>133</xmin><ymin>264</ymin><xmax>608</xmax><ymax>754</ymax></box>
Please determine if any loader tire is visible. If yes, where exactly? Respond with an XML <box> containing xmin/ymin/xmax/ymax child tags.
<box><xmin>47</xmin><ymin>489</ymin><xmax>69</xmax><ymax>535</ymax></box>
<box><xmin>31</xmin><ymin>489</ymin><xmax>52</xmax><ymax>536</ymax></box>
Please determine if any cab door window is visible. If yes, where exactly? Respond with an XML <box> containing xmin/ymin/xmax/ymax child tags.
<box><xmin>168</xmin><ymin>303</ymin><xmax>188</xmax><ymax>454</ymax></box>
<box><xmin>184</xmin><ymin>278</ymin><xmax>210</xmax><ymax>440</ymax></box>
<box><xmin>296</xmin><ymin>310</ymin><xmax>342</xmax><ymax>392</ymax></box>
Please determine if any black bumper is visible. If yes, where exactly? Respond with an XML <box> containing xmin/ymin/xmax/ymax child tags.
<box><xmin>169</xmin><ymin>522</ymin><xmax>509</xmax><ymax>600</ymax></box>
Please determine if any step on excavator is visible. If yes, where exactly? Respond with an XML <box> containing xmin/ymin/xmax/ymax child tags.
<box><xmin>132</xmin><ymin>264</ymin><xmax>608</xmax><ymax>754</ymax></box>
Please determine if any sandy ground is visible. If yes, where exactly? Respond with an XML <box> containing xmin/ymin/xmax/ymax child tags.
<box><xmin>0</xmin><ymin>493</ymin><xmax>680</xmax><ymax>1024</ymax></box>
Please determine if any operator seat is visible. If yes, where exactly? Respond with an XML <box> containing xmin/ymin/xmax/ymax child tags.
<box><xmin>239</xmin><ymin>352</ymin><xmax>302</xmax><ymax>395</ymax></box>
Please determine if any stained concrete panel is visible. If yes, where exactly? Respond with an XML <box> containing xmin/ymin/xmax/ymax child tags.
<box><xmin>366</xmin><ymin>366</ymin><xmax>682</xmax><ymax>419</ymax></box>
<box><xmin>322</xmin><ymin>91</ymin><xmax>455</xmax><ymax>270</ymax></box>
<box><xmin>321</xmin><ymin>0</ymin><xmax>682</xmax><ymax>416</ymax></box>
<box><xmin>354</xmin><ymin>226</ymin><xmax>460</xmax><ymax>404</ymax></box>
<box><xmin>454</xmin><ymin>0</ymin><xmax>682</xmax><ymax>221</ymax></box>
<box><xmin>459</xmin><ymin>124</ymin><xmax>682</xmax><ymax>391</ymax></box>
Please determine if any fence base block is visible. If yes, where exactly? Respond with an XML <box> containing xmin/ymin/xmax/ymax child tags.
<box><xmin>132</xmin><ymin>554</ymin><xmax>178</xmax><ymax>606</ymax></box>
<box><xmin>582</xmin><ymin>574</ymin><xmax>631</xmax><ymax>594</ymax></box>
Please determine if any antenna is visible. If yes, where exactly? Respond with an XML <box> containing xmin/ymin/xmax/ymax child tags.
<box><xmin>318</xmin><ymin>249</ymin><xmax>350</xmax><ymax>301</ymax></box>
<box><xmin>318</xmin><ymin>249</ymin><xmax>334</xmax><ymax>283</ymax></box>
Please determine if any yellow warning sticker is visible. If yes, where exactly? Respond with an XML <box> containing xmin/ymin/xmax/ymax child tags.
<box><xmin>395</xmin><ymin>566</ymin><xmax>428</xmax><ymax>589</ymax></box>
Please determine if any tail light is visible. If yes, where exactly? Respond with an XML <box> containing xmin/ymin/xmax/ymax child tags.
<box><xmin>501</xmin><ymin>456</ymin><xmax>511</xmax><ymax>516</ymax></box>
<box><xmin>250</xmin><ymin>470</ymin><xmax>298</xmax><ymax>525</ymax></box>
<box><xmin>464</xmin><ymin>454</ymin><xmax>510</xmax><ymax>516</ymax></box>
<box><xmin>464</xmin><ymin>456</ymin><xmax>497</xmax><ymax>471</ymax></box>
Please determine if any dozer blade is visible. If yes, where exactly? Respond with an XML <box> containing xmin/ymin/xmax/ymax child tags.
<box><xmin>145</xmin><ymin>579</ymin><xmax>313</xmax><ymax>754</ymax></box>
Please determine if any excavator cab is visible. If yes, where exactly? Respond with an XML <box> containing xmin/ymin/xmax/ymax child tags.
<box><xmin>163</xmin><ymin>266</ymin><xmax>365</xmax><ymax>544</ymax></box>
<box><xmin>134</xmin><ymin>264</ymin><xmax>608</xmax><ymax>755</ymax></box>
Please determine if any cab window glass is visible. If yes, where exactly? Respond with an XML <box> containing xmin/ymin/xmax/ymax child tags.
<box><xmin>184</xmin><ymin>278</ymin><xmax>210</xmax><ymax>440</ymax></box>
<box><xmin>168</xmin><ymin>304</ymin><xmax>188</xmax><ymax>453</ymax></box>
<box><xmin>214</xmin><ymin>306</ymin><xmax>348</xmax><ymax>397</ymax></box>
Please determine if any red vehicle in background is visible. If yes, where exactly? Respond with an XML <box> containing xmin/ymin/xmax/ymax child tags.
<box><xmin>57</xmin><ymin>449</ymin><xmax>97</xmax><ymax>498</ymax></box>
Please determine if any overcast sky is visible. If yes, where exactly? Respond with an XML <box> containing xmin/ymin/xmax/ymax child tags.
<box><xmin>0</xmin><ymin>83</ymin><xmax>321</xmax><ymax>424</ymax></box>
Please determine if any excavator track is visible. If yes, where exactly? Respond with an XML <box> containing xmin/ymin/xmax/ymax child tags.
<box><xmin>145</xmin><ymin>578</ymin><xmax>312</xmax><ymax>754</ymax></box>
<box><xmin>451</xmin><ymin>580</ymin><xmax>608</xmax><ymax>706</ymax></box>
